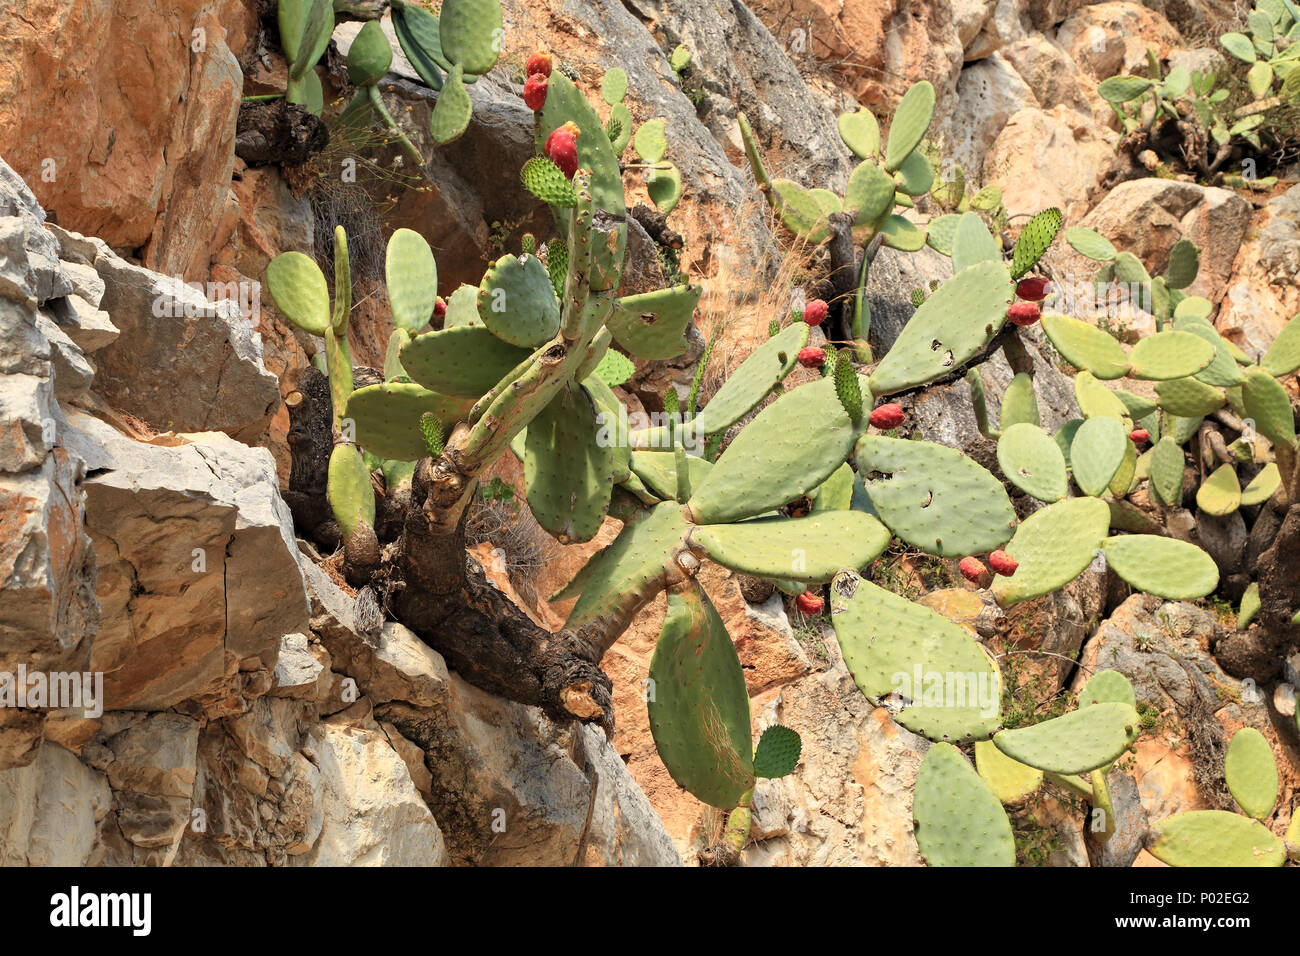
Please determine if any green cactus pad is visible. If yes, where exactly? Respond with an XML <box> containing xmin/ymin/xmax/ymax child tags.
<box><xmin>838</xmin><ymin>108</ymin><xmax>881</xmax><ymax>159</ymax></box>
<box><xmin>843</xmin><ymin>161</ymin><xmax>896</xmax><ymax>228</ymax></box>
<box><xmin>692</xmin><ymin>323</ymin><xmax>807</xmax><ymax>435</ymax></box>
<box><xmin>1196</xmin><ymin>463</ymin><xmax>1241</xmax><ymax>515</ymax></box>
<box><xmin>601</xmin><ymin>67</ymin><xmax>628</xmax><ymax>106</ymax></box>
<box><xmin>1261</xmin><ymin>314</ymin><xmax>1300</xmax><ymax>377</ymax></box>
<box><xmin>691</xmin><ymin>512</ymin><xmax>891</xmax><ymax>583</ymax></box>
<box><xmin>391</xmin><ymin>1</ymin><xmax>449</xmax><ymax>91</ymax></box>
<box><xmin>925</xmin><ymin>214</ymin><xmax>961</xmax><ymax>256</ymax></box>
<box><xmin>607</xmin><ymin>284</ymin><xmax>702</xmax><ymax>360</ymax></box>
<box><xmin>400</xmin><ymin>326</ymin><xmax>530</xmax><ymax>397</ymax></box>
<box><xmin>1070</xmin><ymin>415</ymin><xmax>1128</xmax><ymax>497</ymax></box>
<box><xmin>1128</xmin><ymin>331</ymin><xmax>1215</xmax><ymax>380</ymax></box>
<box><xmin>894</xmin><ymin>150</ymin><xmax>935</xmax><ymax>197</ymax></box>
<box><xmin>429</xmin><ymin>63</ymin><xmax>473</xmax><ymax>145</ymax></box>
<box><xmin>344</xmin><ymin>381</ymin><xmax>474</xmax><ymax>461</ymax></box>
<box><xmin>1010</xmin><ymin>207</ymin><xmax>1062</xmax><ymax>280</ymax></box>
<box><xmin>590</xmin><ymin>348</ymin><xmax>635</xmax><ymax>388</ymax></box>
<box><xmin>553</xmin><ymin>501</ymin><xmax>689</xmax><ymax>628</ymax></box>
<box><xmin>266</xmin><ymin>251</ymin><xmax>330</xmax><ymax>335</ymax></box>
<box><xmin>951</xmin><ymin>212</ymin><xmax>1002</xmax><ymax>274</ymax></box>
<box><xmin>999</xmin><ymin>373</ymin><xmax>1040</xmax><ymax>429</ymax></box>
<box><xmin>1079</xmin><ymin>670</ymin><xmax>1136</xmax><ymax>710</ymax></box>
<box><xmin>879</xmin><ymin>215</ymin><xmax>926</xmax><ymax>251</ymax></box>
<box><xmin>811</xmin><ymin>462</ymin><xmax>856</xmax><ymax>512</ymax></box>
<box><xmin>442</xmin><ymin>283</ymin><xmax>484</xmax><ymax>328</ymax></box>
<box><xmin>1100</xmin><ymin>534</ymin><xmax>1219</xmax><ymax>599</ymax></box>
<box><xmin>632</xmin><ymin>119</ymin><xmax>667</xmax><ymax>163</ymax></box>
<box><xmin>647</xmin><ymin>580</ymin><xmax>755</xmax><ymax>809</ymax></box>
<box><xmin>438</xmin><ymin>0</ymin><xmax>501</xmax><ymax>75</ymax></box>
<box><xmin>992</xmin><ymin>497</ymin><xmax>1110</xmax><ymax>606</ymax></box>
<box><xmin>1149</xmin><ymin>436</ymin><xmax>1186</xmax><ymax>506</ymax></box>
<box><xmin>1109</xmin><ymin>438</ymin><xmax>1138</xmax><ymax>496</ymax></box>
<box><xmin>1240</xmin><ymin>463</ymin><xmax>1281</xmax><ymax>506</ymax></box>
<box><xmin>385</xmin><ymin>228</ymin><xmax>438</xmax><ymax>333</ymax></box>
<box><xmin>992</xmin><ymin>702</ymin><xmax>1138</xmax><ymax>774</ymax></box>
<box><xmin>974</xmin><ymin>739</ymin><xmax>1043</xmax><ymax>804</ymax></box>
<box><xmin>771</xmin><ymin>180</ymin><xmax>831</xmax><ymax>242</ymax></box>
<box><xmin>1065</xmin><ymin>226</ymin><xmax>1117</xmax><ymax>261</ymax></box>
<box><xmin>288</xmin><ymin>0</ymin><xmax>334</xmax><ymax>81</ymax></box>
<box><xmin>997</xmin><ymin>423</ymin><xmax>1068</xmax><ymax>502</ymax></box>
<box><xmin>913</xmin><ymin>743</ymin><xmax>1015</xmax><ymax>866</ymax></box>
<box><xmin>328</xmin><ymin>444</ymin><xmax>376</xmax><ymax>539</ymax></box>
<box><xmin>520</xmin><ymin>157</ymin><xmax>579</xmax><ymax>207</ymax></box>
<box><xmin>347</xmin><ymin>20</ymin><xmax>393</xmax><ymax>86</ymax></box>
<box><xmin>830</xmin><ymin>570</ymin><xmax>1002</xmax><ymax>741</ymax></box>
<box><xmin>607</xmin><ymin>103</ymin><xmax>634</xmax><ymax>154</ymax></box>
<box><xmin>539</xmin><ymin>73</ymin><xmax>625</xmax><ymax>215</ymax></box>
<box><xmin>1173</xmin><ymin>315</ymin><xmax>1246</xmax><ymax>387</ymax></box>
<box><xmin>1236</xmin><ymin>582</ymin><xmax>1261</xmax><ymax>631</ymax></box>
<box><xmin>1242</xmin><ymin>367</ymin><xmax>1297</xmax><ymax>448</ymax></box>
<box><xmin>1074</xmin><ymin>370</ymin><xmax>1130</xmax><ymax>420</ymax></box>
<box><xmin>1112</xmin><ymin>251</ymin><xmax>1152</xmax><ymax>286</ymax></box>
<box><xmin>753</xmin><ymin>725</ymin><xmax>802</xmax><ymax>778</ymax></box>
<box><xmin>581</xmin><ymin>375</ymin><xmax>630</xmax><ymax>482</ymax></box>
<box><xmin>856</xmin><ymin>435</ymin><xmax>1015</xmax><ymax>557</ymax></box>
<box><xmin>525</xmin><ymin>383</ymin><xmax>613</xmax><ymax>543</ymax></box>
<box><xmin>1115</xmin><ymin>388</ymin><xmax>1158</xmax><ymax>421</ymax></box>
<box><xmin>476</xmin><ymin>253</ymin><xmax>561</xmax><ymax>347</ymax></box>
<box><xmin>1147</xmin><ymin>811</ymin><xmax>1285</xmax><ymax>867</ymax></box>
<box><xmin>687</xmin><ymin>375</ymin><xmax>863</xmax><ymax>525</ymax></box>
<box><xmin>1040</xmin><ymin>315</ymin><xmax>1130</xmax><ymax>379</ymax></box>
<box><xmin>383</xmin><ymin>329</ymin><xmax>410</xmax><ymax>381</ymax></box>
<box><xmin>629</xmin><ymin>450</ymin><xmax>712</xmax><ymax>502</ymax></box>
<box><xmin>884</xmin><ymin>81</ymin><xmax>936</xmax><ymax>172</ymax></box>
<box><xmin>1224</xmin><ymin>727</ymin><xmax>1279</xmax><ymax>820</ymax></box>
<box><xmin>1164</xmin><ymin>238</ymin><xmax>1200</xmax><ymax>290</ymax></box>
<box><xmin>648</xmin><ymin>163</ymin><xmax>683</xmax><ymax>215</ymax></box>
<box><xmin>868</xmin><ymin>260</ymin><xmax>1012</xmax><ymax>395</ymax></box>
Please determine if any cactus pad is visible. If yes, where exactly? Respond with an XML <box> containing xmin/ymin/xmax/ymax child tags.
<box><xmin>1261</xmin><ymin>314</ymin><xmax>1300</xmax><ymax>377</ymax></box>
<box><xmin>401</xmin><ymin>326</ymin><xmax>530</xmax><ymax>397</ymax></box>
<box><xmin>647</xmin><ymin>580</ymin><xmax>755</xmax><ymax>809</ymax></box>
<box><xmin>843</xmin><ymin>161</ymin><xmax>896</xmax><ymax>228</ymax></box>
<box><xmin>1010</xmin><ymin>207</ymin><xmax>1062</xmax><ymax>280</ymax></box>
<box><xmin>1065</xmin><ymin>226</ymin><xmax>1117</xmax><ymax>261</ymax></box>
<box><xmin>884</xmin><ymin>81</ymin><xmax>935</xmax><ymax>172</ymax></box>
<box><xmin>753</xmin><ymin>725</ymin><xmax>802</xmax><ymax>778</ymax></box>
<box><xmin>344</xmin><ymin>382</ymin><xmax>474</xmax><ymax>461</ymax></box>
<box><xmin>520</xmin><ymin>157</ymin><xmax>579</xmax><ymax>207</ymax></box>
<box><xmin>925</xmin><ymin>214</ymin><xmax>961</xmax><ymax>256</ymax></box>
<box><xmin>1224</xmin><ymin>727</ymin><xmax>1279</xmax><ymax>820</ymax></box>
<box><xmin>693</xmin><ymin>323</ymin><xmax>806</xmax><ymax>435</ymax></box>
<box><xmin>951</xmin><ymin>212</ymin><xmax>1002</xmax><ymax>274</ymax></box>
<box><xmin>838</xmin><ymin>108</ymin><xmax>881</xmax><ymax>159</ymax></box>
<box><xmin>830</xmin><ymin>570</ymin><xmax>1002</xmax><ymax>741</ymax></box>
<box><xmin>525</xmin><ymin>383</ymin><xmax>613</xmax><ymax>544</ymax></box>
<box><xmin>1128</xmin><ymin>331</ymin><xmax>1215</xmax><ymax>380</ymax></box>
<box><xmin>997</xmin><ymin>423</ymin><xmax>1068</xmax><ymax>502</ymax></box>
<box><xmin>1164</xmin><ymin>238</ymin><xmax>1200</xmax><ymax>289</ymax></box>
<box><xmin>1078</xmin><ymin>670</ymin><xmax>1136</xmax><ymax>711</ymax></box>
<box><xmin>1040</xmin><ymin>315</ymin><xmax>1130</xmax><ymax>380</ymax></box>
<box><xmin>385</xmin><ymin>229</ymin><xmax>438</xmax><ymax>333</ymax></box>
<box><xmin>1153</xmin><ymin>375</ymin><xmax>1226</xmax><ymax>418</ymax></box>
<box><xmin>868</xmin><ymin>260</ymin><xmax>1012</xmax><ymax>395</ymax></box>
<box><xmin>691</xmin><ymin>512</ymin><xmax>891</xmax><ymax>583</ymax></box>
<box><xmin>607</xmin><ymin>284</ymin><xmax>702</xmax><ymax>360</ymax></box>
<box><xmin>687</xmin><ymin>375</ymin><xmax>863</xmax><ymax>525</ymax></box>
<box><xmin>1240</xmin><ymin>463</ymin><xmax>1281</xmax><ymax>506</ymax></box>
<box><xmin>629</xmin><ymin>450</ymin><xmax>712</xmax><ymax>501</ymax></box>
<box><xmin>1074</xmin><ymin>370</ymin><xmax>1130</xmax><ymax>420</ymax></box>
<box><xmin>391</xmin><ymin>1</ymin><xmax>449</xmax><ymax>91</ymax></box>
<box><xmin>266</xmin><ymin>251</ymin><xmax>330</xmax><ymax>335</ymax></box>
<box><xmin>1149</xmin><ymin>436</ymin><xmax>1185</xmax><ymax>506</ymax></box>
<box><xmin>1070</xmin><ymin>415</ymin><xmax>1128</xmax><ymax>496</ymax></box>
<box><xmin>1196</xmin><ymin>463</ymin><xmax>1241</xmax><ymax>516</ymax></box>
<box><xmin>327</xmin><ymin>444</ymin><xmax>375</xmax><ymax>539</ymax></box>
<box><xmin>553</xmin><ymin>501</ymin><xmax>689</xmax><ymax>628</ymax></box>
<box><xmin>1174</xmin><ymin>315</ymin><xmax>1245</xmax><ymax>387</ymax></box>
<box><xmin>1147</xmin><ymin>811</ymin><xmax>1285</xmax><ymax>867</ymax></box>
<box><xmin>477</xmin><ymin>253</ymin><xmax>561</xmax><ymax>347</ymax></box>
<box><xmin>975</xmin><ymin>739</ymin><xmax>1043</xmax><ymax>804</ymax></box>
<box><xmin>429</xmin><ymin>65</ymin><xmax>473</xmax><ymax>144</ymax></box>
<box><xmin>999</xmin><ymin>373</ymin><xmax>1040</xmax><ymax>429</ymax></box>
<box><xmin>1100</xmin><ymin>534</ymin><xmax>1219</xmax><ymax>599</ymax></box>
<box><xmin>992</xmin><ymin>497</ymin><xmax>1110</xmax><ymax>606</ymax></box>
<box><xmin>347</xmin><ymin>20</ymin><xmax>393</xmax><ymax>86</ymax></box>
<box><xmin>913</xmin><ymin>743</ymin><xmax>1015</xmax><ymax>866</ymax></box>
<box><xmin>992</xmin><ymin>702</ymin><xmax>1138</xmax><ymax>774</ymax></box>
<box><xmin>856</xmin><ymin>435</ymin><xmax>1015</xmax><ymax>557</ymax></box>
<box><xmin>1242</xmin><ymin>367</ymin><xmax>1297</xmax><ymax>448</ymax></box>
<box><xmin>893</xmin><ymin>150</ymin><xmax>935</xmax><ymax>197</ymax></box>
<box><xmin>438</xmin><ymin>0</ymin><xmax>502</xmax><ymax>75</ymax></box>
<box><xmin>539</xmin><ymin>72</ymin><xmax>625</xmax><ymax>215</ymax></box>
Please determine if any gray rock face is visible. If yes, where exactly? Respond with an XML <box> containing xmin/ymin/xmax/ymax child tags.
<box><xmin>1094</xmin><ymin>771</ymin><xmax>1148</xmax><ymax>867</ymax></box>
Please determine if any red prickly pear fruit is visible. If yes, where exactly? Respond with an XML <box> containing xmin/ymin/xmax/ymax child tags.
<box><xmin>802</xmin><ymin>299</ymin><xmax>828</xmax><ymax>326</ymax></box>
<box><xmin>797</xmin><ymin>346</ymin><xmax>825</xmax><ymax>369</ymax></box>
<box><xmin>988</xmin><ymin>549</ymin><xmax>1019</xmax><ymax>576</ymax></box>
<box><xmin>1007</xmin><ymin>301</ymin><xmax>1041</xmax><ymax>327</ymax></box>
<box><xmin>523</xmin><ymin>73</ymin><xmax>548</xmax><ymax>111</ymax></box>
<box><xmin>1015</xmin><ymin>276</ymin><xmax>1050</xmax><ymax>301</ymax></box>
<box><xmin>434</xmin><ymin>297</ymin><xmax>447</xmax><ymax>320</ymax></box>
<box><xmin>795</xmin><ymin>591</ymin><xmax>824</xmax><ymax>615</ymax></box>
<box><xmin>525</xmin><ymin>50</ymin><xmax>553</xmax><ymax>78</ymax></box>
<box><xmin>959</xmin><ymin>556</ymin><xmax>989</xmax><ymax>585</ymax></box>
<box><xmin>545</xmin><ymin>122</ymin><xmax>581</xmax><ymax>179</ymax></box>
<box><xmin>869</xmin><ymin>403</ymin><xmax>905</xmax><ymax>429</ymax></box>
<box><xmin>1129</xmin><ymin>428</ymin><xmax>1149</xmax><ymax>444</ymax></box>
